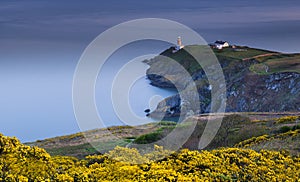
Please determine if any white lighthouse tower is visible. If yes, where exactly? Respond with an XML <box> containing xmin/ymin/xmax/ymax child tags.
<box><xmin>173</xmin><ymin>36</ymin><xmax>184</xmax><ymax>53</ymax></box>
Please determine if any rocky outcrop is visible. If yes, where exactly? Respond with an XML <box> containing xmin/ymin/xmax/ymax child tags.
<box><xmin>145</xmin><ymin>47</ymin><xmax>300</xmax><ymax>119</ymax></box>
<box><xmin>226</xmin><ymin>72</ymin><xmax>300</xmax><ymax>112</ymax></box>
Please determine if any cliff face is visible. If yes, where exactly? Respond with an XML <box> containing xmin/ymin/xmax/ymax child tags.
<box><xmin>226</xmin><ymin>72</ymin><xmax>300</xmax><ymax>112</ymax></box>
<box><xmin>145</xmin><ymin>46</ymin><xmax>300</xmax><ymax>118</ymax></box>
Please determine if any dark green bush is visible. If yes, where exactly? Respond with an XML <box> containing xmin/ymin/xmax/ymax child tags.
<box><xmin>278</xmin><ymin>126</ymin><xmax>292</xmax><ymax>133</ymax></box>
<box><xmin>133</xmin><ymin>131</ymin><xmax>162</xmax><ymax>144</ymax></box>
<box><xmin>157</xmin><ymin>121</ymin><xmax>177</xmax><ymax>126</ymax></box>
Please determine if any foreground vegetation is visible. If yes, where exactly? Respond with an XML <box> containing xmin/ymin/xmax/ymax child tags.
<box><xmin>1</xmin><ymin>129</ymin><xmax>300</xmax><ymax>181</ymax></box>
<box><xmin>27</xmin><ymin>114</ymin><xmax>300</xmax><ymax>159</ymax></box>
<box><xmin>0</xmin><ymin>115</ymin><xmax>300</xmax><ymax>182</ymax></box>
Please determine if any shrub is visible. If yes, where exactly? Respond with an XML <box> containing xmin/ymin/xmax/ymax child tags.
<box><xmin>292</xmin><ymin>125</ymin><xmax>300</xmax><ymax>130</ymax></box>
<box><xmin>278</xmin><ymin>126</ymin><xmax>292</xmax><ymax>133</ymax></box>
<box><xmin>276</xmin><ymin>116</ymin><xmax>299</xmax><ymax>124</ymax></box>
<box><xmin>0</xmin><ymin>133</ymin><xmax>300</xmax><ymax>181</ymax></box>
<box><xmin>133</xmin><ymin>131</ymin><xmax>162</xmax><ymax>144</ymax></box>
<box><xmin>157</xmin><ymin>121</ymin><xmax>177</xmax><ymax>126</ymax></box>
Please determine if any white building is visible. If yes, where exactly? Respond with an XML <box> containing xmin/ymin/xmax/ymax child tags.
<box><xmin>214</xmin><ymin>40</ymin><xmax>229</xmax><ymax>49</ymax></box>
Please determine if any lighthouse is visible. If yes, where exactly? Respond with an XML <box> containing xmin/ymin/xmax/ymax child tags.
<box><xmin>178</xmin><ymin>36</ymin><xmax>182</xmax><ymax>46</ymax></box>
<box><xmin>173</xmin><ymin>36</ymin><xmax>184</xmax><ymax>53</ymax></box>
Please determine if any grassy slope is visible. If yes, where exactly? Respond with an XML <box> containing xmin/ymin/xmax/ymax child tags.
<box><xmin>235</xmin><ymin>128</ymin><xmax>300</xmax><ymax>156</ymax></box>
<box><xmin>26</xmin><ymin>124</ymin><xmax>162</xmax><ymax>158</ymax></box>
<box><xmin>157</xmin><ymin>45</ymin><xmax>299</xmax><ymax>75</ymax></box>
<box><xmin>250</xmin><ymin>54</ymin><xmax>300</xmax><ymax>74</ymax></box>
<box><xmin>27</xmin><ymin>113</ymin><xmax>300</xmax><ymax>158</ymax></box>
<box><xmin>250</xmin><ymin>133</ymin><xmax>300</xmax><ymax>155</ymax></box>
<box><xmin>217</xmin><ymin>47</ymin><xmax>300</xmax><ymax>75</ymax></box>
<box><xmin>214</xmin><ymin>46</ymin><xmax>300</xmax><ymax>74</ymax></box>
<box><xmin>214</xmin><ymin>46</ymin><xmax>274</xmax><ymax>60</ymax></box>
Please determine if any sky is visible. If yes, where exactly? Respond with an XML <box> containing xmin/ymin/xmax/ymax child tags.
<box><xmin>1</xmin><ymin>0</ymin><xmax>300</xmax><ymax>142</ymax></box>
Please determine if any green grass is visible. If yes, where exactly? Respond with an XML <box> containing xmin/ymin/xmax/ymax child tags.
<box><xmin>155</xmin><ymin>45</ymin><xmax>221</xmax><ymax>74</ymax></box>
<box><xmin>28</xmin><ymin>113</ymin><xmax>300</xmax><ymax>158</ymax></box>
<box><xmin>45</xmin><ymin>139</ymin><xmax>130</xmax><ymax>159</ymax></box>
<box><xmin>149</xmin><ymin>44</ymin><xmax>299</xmax><ymax>76</ymax></box>
<box><xmin>237</xmin><ymin>129</ymin><xmax>300</xmax><ymax>156</ymax></box>
<box><xmin>214</xmin><ymin>47</ymin><xmax>273</xmax><ymax>60</ymax></box>
<box><xmin>156</xmin><ymin>120</ymin><xmax>177</xmax><ymax>126</ymax></box>
<box><xmin>133</xmin><ymin>131</ymin><xmax>163</xmax><ymax>144</ymax></box>
<box><xmin>148</xmin><ymin>44</ymin><xmax>300</xmax><ymax>78</ymax></box>
<box><xmin>250</xmin><ymin>54</ymin><xmax>300</xmax><ymax>75</ymax></box>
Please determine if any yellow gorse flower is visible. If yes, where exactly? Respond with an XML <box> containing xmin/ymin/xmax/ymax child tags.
<box><xmin>0</xmin><ymin>133</ymin><xmax>299</xmax><ymax>181</ymax></box>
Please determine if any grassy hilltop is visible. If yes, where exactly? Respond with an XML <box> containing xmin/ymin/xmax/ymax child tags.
<box><xmin>149</xmin><ymin>45</ymin><xmax>300</xmax><ymax>76</ymax></box>
<box><xmin>213</xmin><ymin>46</ymin><xmax>300</xmax><ymax>74</ymax></box>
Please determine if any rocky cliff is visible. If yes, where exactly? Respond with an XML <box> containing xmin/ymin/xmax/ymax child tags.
<box><xmin>145</xmin><ymin>45</ymin><xmax>300</xmax><ymax>118</ymax></box>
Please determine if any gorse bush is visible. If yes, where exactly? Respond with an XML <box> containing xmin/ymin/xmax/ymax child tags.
<box><xmin>0</xmin><ymin>134</ymin><xmax>55</xmax><ymax>181</ymax></box>
<box><xmin>275</xmin><ymin>116</ymin><xmax>299</xmax><ymax>124</ymax></box>
<box><xmin>278</xmin><ymin>126</ymin><xmax>292</xmax><ymax>133</ymax></box>
<box><xmin>0</xmin><ymin>133</ymin><xmax>300</xmax><ymax>181</ymax></box>
<box><xmin>235</xmin><ymin>129</ymin><xmax>300</xmax><ymax>148</ymax></box>
<box><xmin>276</xmin><ymin>124</ymin><xmax>300</xmax><ymax>134</ymax></box>
<box><xmin>133</xmin><ymin>131</ymin><xmax>163</xmax><ymax>144</ymax></box>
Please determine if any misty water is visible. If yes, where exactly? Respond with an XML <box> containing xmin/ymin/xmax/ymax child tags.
<box><xmin>95</xmin><ymin>41</ymin><xmax>177</xmax><ymax>128</ymax></box>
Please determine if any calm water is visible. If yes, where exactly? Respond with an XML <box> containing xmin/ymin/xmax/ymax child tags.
<box><xmin>95</xmin><ymin>41</ymin><xmax>177</xmax><ymax>128</ymax></box>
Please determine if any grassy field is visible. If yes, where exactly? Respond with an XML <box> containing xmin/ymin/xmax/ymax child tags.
<box><xmin>28</xmin><ymin>113</ymin><xmax>300</xmax><ymax>158</ymax></box>
<box><xmin>26</xmin><ymin>122</ymin><xmax>164</xmax><ymax>158</ymax></box>
<box><xmin>214</xmin><ymin>46</ymin><xmax>299</xmax><ymax>75</ymax></box>
<box><xmin>147</xmin><ymin>45</ymin><xmax>300</xmax><ymax>77</ymax></box>
<box><xmin>44</xmin><ymin>139</ymin><xmax>131</xmax><ymax>159</ymax></box>
<box><xmin>250</xmin><ymin>54</ymin><xmax>300</xmax><ymax>74</ymax></box>
<box><xmin>214</xmin><ymin>46</ymin><xmax>274</xmax><ymax>60</ymax></box>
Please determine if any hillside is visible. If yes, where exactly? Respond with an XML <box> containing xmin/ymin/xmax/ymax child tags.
<box><xmin>145</xmin><ymin>45</ymin><xmax>300</xmax><ymax>118</ymax></box>
<box><xmin>26</xmin><ymin>124</ymin><xmax>162</xmax><ymax>159</ymax></box>
<box><xmin>2</xmin><ymin>133</ymin><xmax>300</xmax><ymax>181</ymax></box>
<box><xmin>27</xmin><ymin>113</ymin><xmax>300</xmax><ymax>159</ymax></box>
<box><xmin>2</xmin><ymin>114</ymin><xmax>300</xmax><ymax>181</ymax></box>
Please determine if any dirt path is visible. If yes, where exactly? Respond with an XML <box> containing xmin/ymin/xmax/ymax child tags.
<box><xmin>242</xmin><ymin>53</ymin><xmax>280</xmax><ymax>61</ymax></box>
<box><xmin>192</xmin><ymin>112</ymin><xmax>300</xmax><ymax>121</ymax></box>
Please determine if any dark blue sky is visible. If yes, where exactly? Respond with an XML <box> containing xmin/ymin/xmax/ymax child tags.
<box><xmin>1</xmin><ymin>0</ymin><xmax>300</xmax><ymax>142</ymax></box>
